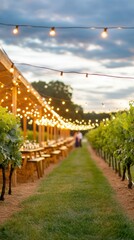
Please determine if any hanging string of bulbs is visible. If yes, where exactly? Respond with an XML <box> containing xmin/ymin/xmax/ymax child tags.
<box><xmin>15</xmin><ymin>62</ymin><xmax>134</xmax><ymax>79</ymax></box>
<box><xmin>1</xmin><ymin>22</ymin><xmax>134</xmax><ymax>38</ymax></box>
<box><xmin>1</xmin><ymin>21</ymin><xmax>134</xmax><ymax>79</ymax></box>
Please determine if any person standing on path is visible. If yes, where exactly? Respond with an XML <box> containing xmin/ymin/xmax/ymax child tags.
<box><xmin>78</xmin><ymin>131</ymin><xmax>83</xmax><ymax>147</ymax></box>
<box><xmin>74</xmin><ymin>132</ymin><xmax>79</xmax><ymax>147</ymax></box>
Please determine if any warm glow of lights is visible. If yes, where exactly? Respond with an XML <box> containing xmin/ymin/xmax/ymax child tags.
<box><xmin>13</xmin><ymin>25</ymin><xmax>19</xmax><ymax>34</ymax></box>
<box><xmin>101</xmin><ymin>28</ymin><xmax>108</xmax><ymax>38</ymax></box>
<box><xmin>62</xmin><ymin>101</ymin><xmax>65</xmax><ymax>105</ymax></box>
<box><xmin>10</xmin><ymin>64</ymin><xmax>14</xmax><ymax>73</ymax></box>
<box><xmin>49</xmin><ymin>27</ymin><xmax>56</xmax><ymax>36</ymax></box>
<box><xmin>18</xmin><ymin>88</ymin><xmax>21</xmax><ymax>94</ymax></box>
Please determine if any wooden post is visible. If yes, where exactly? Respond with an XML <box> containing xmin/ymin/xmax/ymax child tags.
<box><xmin>54</xmin><ymin>126</ymin><xmax>56</xmax><ymax>141</ymax></box>
<box><xmin>33</xmin><ymin>117</ymin><xmax>37</xmax><ymax>142</ymax></box>
<box><xmin>61</xmin><ymin>128</ymin><xmax>63</xmax><ymax>139</ymax></box>
<box><xmin>50</xmin><ymin>126</ymin><xmax>53</xmax><ymax>140</ymax></box>
<box><xmin>23</xmin><ymin>116</ymin><xmax>27</xmax><ymax>140</ymax></box>
<box><xmin>12</xmin><ymin>84</ymin><xmax>17</xmax><ymax>186</ymax></box>
<box><xmin>41</xmin><ymin>125</ymin><xmax>45</xmax><ymax>143</ymax></box>
<box><xmin>38</xmin><ymin>107</ymin><xmax>43</xmax><ymax>146</ymax></box>
<box><xmin>12</xmin><ymin>85</ymin><xmax>17</xmax><ymax>114</ymax></box>
<box><xmin>47</xmin><ymin>125</ymin><xmax>49</xmax><ymax>141</ymax></box>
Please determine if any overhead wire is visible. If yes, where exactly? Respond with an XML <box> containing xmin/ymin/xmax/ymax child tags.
<box><xmin>15</xmin><ymin>62</ymin><xmax>134</xmax><ymax>79</ymax></box>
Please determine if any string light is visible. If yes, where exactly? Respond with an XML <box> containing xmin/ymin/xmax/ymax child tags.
<box><xmin>101</xmin><ymin>28</ymin><xmax>108</xmax><ymax>38</ymax></box>
<box><xmin>18</xmin><ymin>74</ymin><xmax>21</xmax><ymax>79</ymax></box>
<box><xmin>60</xmin><ymin>71</ymin><xmax>63</xmax><ymax>76</ymax></box>
<box><xmin>15</xmin><ymin>62</ymin><xmax>134</xmax><ymax>79</ymax></box>
<box><xmin>0</xmin><ymin>83</ymin><xmax>4</xmax><ymax>88</ymax></box>
<box><xmin>13</xmin><ymin>25</ymin><xmax>19</xmax><ymax>34</ymax></box>
<box><xmin>10</xmin><ymin>63</ymin><xmax>14</xmax><ymax>73</ymax></box>
<box><xmin>49</xmin><ymin>27</ymin><xmax>56</xmax><ymax>36</ymax></box>
<box><xmin>102</xmin><ymin>102</ymin><xmax>105</xmax><ymax>108</ymax></box>
<box><xmin>1</xmin><ymin>22</ymin><xmax>134</xmax><ymax>38</ymax></box>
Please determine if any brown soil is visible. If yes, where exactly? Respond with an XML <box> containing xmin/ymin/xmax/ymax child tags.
<box><xmin>0</xmin><ymin>146</ymin><xmax>134</xmax><ymax>225</ymax></box>
<box><xmin>0</xmin><ymin>163</ymin><xmax>57</xmax><ymax>224</ymax></box>
<box><xmin>88</xmin><ymin>145</ymin><xmax>134</xmax><ymax>221</ymax></box>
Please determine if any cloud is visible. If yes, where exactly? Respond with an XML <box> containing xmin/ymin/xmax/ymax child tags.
<box><xmin>104</xmin><ymin>87</ymin><xmax>134</xmax><ymax>99</ymax></box>
<box><xmin>0</xmin><ymin>0</ymin><xmax>134</xmax><ymax>112</ymax></box>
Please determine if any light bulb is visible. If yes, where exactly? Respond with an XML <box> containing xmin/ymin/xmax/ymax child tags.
<box><xmin>13</xmin><ymin>25</ymin><xmax>19</xmax><ymax>34</ymax></box>
<box><xmin>49</xmin><ymin>27</ymin><xmax>56</xmax><ymax>36</ymax></box>
<box><xmin>101</xmin><ymin>28</ymin><xmax>108</xmax><ymax>38</ymax></box>
<box><xmin>10</xmin><ymin>63</ymin><xmax>14</xmax><ymax>73</ymax></box>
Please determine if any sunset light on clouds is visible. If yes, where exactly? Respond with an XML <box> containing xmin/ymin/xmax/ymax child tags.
<box><xmin>0</xmin><ymin>0</ymin><xmax>134</xmax><ymax>112</ymax></box>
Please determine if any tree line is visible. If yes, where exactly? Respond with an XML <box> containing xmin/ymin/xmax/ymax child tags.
<box><xmin>32</xmin><ymin>80</ymin><xmax>112</xmax><ymax>125</ymax></box>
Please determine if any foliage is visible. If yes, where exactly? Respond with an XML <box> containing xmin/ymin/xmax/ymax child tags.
<box><xmin>87</xmin><ymin>103</ymin><xmax>134</xmax><ymax>166</ymax></box>
<box><xmin>86</xmin><ymin>102</ymin><xmax>134</xmax><ymax>168</ymax></box>
<box><xmin>0</xmin><ymin>106</ymin><xmax>23</xmax><ymax>167</ymax></box>
<box><xmin>32</xmin><ymin>80</ymin><xmax>73</xmax><ymax>100</ymax></box>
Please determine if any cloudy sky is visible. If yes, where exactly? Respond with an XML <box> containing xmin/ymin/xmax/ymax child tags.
<box><xmin>0</xmin><ymin>0</ymin><xmax>134</xmax><ymax>112</ymax></box>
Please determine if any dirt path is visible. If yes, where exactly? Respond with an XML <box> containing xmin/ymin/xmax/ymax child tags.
<box><xmin>88</xmin><ymin>144</ymin><xmax>134</xmax><ymax>221</ymax></box>
<box><xmin>0</xmin><ymin>163</ymin><xmax>58</xmax><ymax>224</ymax></box>
<box><xmin>0</xmin><ymin>145</ymin><xmax>134</xmax><ymax>225</ymax></box>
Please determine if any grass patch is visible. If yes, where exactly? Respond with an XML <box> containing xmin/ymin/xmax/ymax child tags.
<box><xmin>0</xmin><ymin>143</ymin><xmax>134</xmax><ymax>240</ymax></box>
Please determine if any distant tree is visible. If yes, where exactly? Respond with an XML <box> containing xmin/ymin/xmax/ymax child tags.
<box><xmin>84</xmin><ymin>112</ymin><xmax>111</xmax><ymax>125</ymax></box>
<box><xmin>32</xmin><ymin>80</ymin><xmax>84</xmax><ymax>120</ymax></box>
<box><xmin>32</xmin><ymin>80</ymin><xmax>72</xmax><ymax>101</ymax></box>
<box><xmin>32</xmin><ymin>80</ymin><xmax>114</xmax><ymax>125</ymax></box>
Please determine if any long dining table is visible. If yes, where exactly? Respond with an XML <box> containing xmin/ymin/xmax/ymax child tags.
<box><xmin>19</xmin><ymin>147</ymin><xmax>45</xmax><ymax>180</ymax></box>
